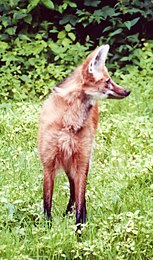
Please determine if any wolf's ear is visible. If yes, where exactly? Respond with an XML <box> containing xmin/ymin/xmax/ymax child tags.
<box><xmin>88</xmin><ymin>44</ymin><xmax>110</xmax><ymax>74</ymax></box>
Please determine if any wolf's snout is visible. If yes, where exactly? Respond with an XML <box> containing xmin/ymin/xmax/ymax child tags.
<box><xmin>125</xmin><ymin>89</ymin><xmax>130</xmax><ymax>96</ymax></box>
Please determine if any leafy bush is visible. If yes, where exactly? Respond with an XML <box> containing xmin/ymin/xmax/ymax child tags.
<box><xmin>0</xmin><ymin>0</ymin><xmax>153</xmax><ymax>101</ymax></box>
<box><xmin>0</xmin><ymin>37</ymin><xmax>88</xmax><ymax>101</ymax></box>
<box><xmin>1</xmin><ymin>38</ymin><xmax>153</xmax><ymax>102</ymax></box>
<box><xmin>1</xmin><ymin>0</ymin><xmax>153</xmax><ymax>50</ymax></box>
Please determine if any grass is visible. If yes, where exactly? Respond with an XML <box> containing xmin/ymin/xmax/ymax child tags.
<box><xmin>0</xmin><ymin>68</ymin><xmax>153</xmax><ymax>259</ymax></box>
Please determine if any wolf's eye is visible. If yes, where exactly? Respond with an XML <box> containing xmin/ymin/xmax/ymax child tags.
<box><xmin>106</xmin><ymin>78</ymin><xmax>110</xmax><ymax>83</ymax></box>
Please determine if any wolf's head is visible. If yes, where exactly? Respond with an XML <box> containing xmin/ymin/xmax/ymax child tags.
<box><xmin>82</xmin><ymin>45</ymin><xmax>130</xmax><ymax>99</ymax></box>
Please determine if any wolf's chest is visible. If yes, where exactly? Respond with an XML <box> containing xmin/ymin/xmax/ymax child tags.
<box><xmin>57</xmin><ymin>129</ymin><xmax>80</xmax><ymax>159</ymax></box>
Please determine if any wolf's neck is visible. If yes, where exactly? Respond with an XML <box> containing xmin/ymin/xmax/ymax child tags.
<box><xmin>54</xmin><ymin>67</ymin><xmax>94</xmax><ymax>132</ymax></box>
<box><xmin>62</xmin><ymin>93</ymin><xmax>93</xmax><ymax>132</ymax></box>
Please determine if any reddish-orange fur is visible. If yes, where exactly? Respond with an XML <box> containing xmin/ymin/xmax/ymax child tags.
<box><xmin>38</xmin><ymin>45</ymin><xmax>130</xmax><ymax>227</ymax></box>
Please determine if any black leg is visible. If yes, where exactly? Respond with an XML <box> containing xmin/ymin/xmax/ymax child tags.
<box><xmin>65</xmin><ymin>176</ymin><xmax>75</xmax><ymax>215</ymax></box>
<box><xmin>82</xmin><ymin>199</ymin><xmax>87</xmax><ymax>224</ymax></box>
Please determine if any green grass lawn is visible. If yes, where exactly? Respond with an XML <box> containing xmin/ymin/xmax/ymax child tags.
<box><xmin>0</xmin><ymin>72</ymin><xmax>153</xmax><ymax>259</ymax></box>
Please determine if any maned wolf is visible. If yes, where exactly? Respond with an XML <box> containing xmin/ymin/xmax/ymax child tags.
<box><xmin>38</xmin><ymin>45</ymin><xmax>130</xmax><ymax>228</ymax></box>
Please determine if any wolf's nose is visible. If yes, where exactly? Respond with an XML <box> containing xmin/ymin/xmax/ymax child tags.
<box><xmin>125</xmin><ymin>90</ymin><xmax>130</xmax><ymax>96</ymax></box>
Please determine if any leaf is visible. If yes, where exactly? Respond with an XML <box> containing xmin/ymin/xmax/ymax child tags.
<box><xmin>101</xmin><ymin>6</ymin><xmax>117</xmax><ymax>19</ymax></box>
<box><xmin>62</xmin><ymin>38</ymin><xmax>72</xmax><ymax>46</ymax></box>
<box><xmin>59</xmin><ymin>15</ymin><xmax>77</xmax><ymax>26</ymax></box>
<box><xmin>129</xmin><ymin>7</ymin><xmax>143</xmax><ymax>14</ymax></box>
<box><xmin>124</xmin><ymin>21</ymin><xmax>132</xmax><ymax>30</ymax></box>
<box><xmin>13</xmin><ymin>11</ymin><xmax>27</xmax><ymax>21</ymax></box>
<box><xmin>127</xmin><ymin>33</ymin><xmax>139</xmax><ymax>43</ymax></box>
<box><xmin>5</xmin><ymin>26</ymin><xmax>17</xmax><ymax>35</ymax></box>
<box><xmin>58</xmin><ymin>30</ymin><xmax>66</xmax><ymax>39</ymax></box>
<box><xmin>24</xmin><ymin>14</ymin><xmax>32</xmax><ymax>24</ymax></box>
<box><xmin>48</xmin><ymin>41</ymin><xmax>60</xmax><ymax>54</ymax></box>
<box><xmin>68</xmin><ymin>32</ymin><xmax>76</xmax><ymax>41</ymax></box>
<box><xmin>84</xmin><ymin>0</ymin><xmax>101</xmax><ymax>7</ymax></box>
<box><xmin>1</xmin><ymin>17</ymin><xmax>10</xmax><ymax>28</ymax></box>
<box><xmin>103</xmin><ymin>26</ymin><xmax>112</xmax><ymax>33</ymax></box>
<box><xmin>120</xmin><ymin>56</ymin><xmax>132</xmax><ymax>61</ymax></box>
<box><xmin>130</xmin><ymin>17</ymin><xmax>140</xmax><ymax>27</ymax></box>
<box><xmin>109</xmin><ymin>28</ymin><xmax>123</xmax><ymax>37</ymax></box>
<box><xmin>124</xmin><ymin>17</ymin><xmax>140</xmax><ymax>30</ymax></box>
<box><xmin>49</xmin><ymin>29</ymin><xmax>58</xmax><ymax>33</ymax></box>
<box><xmin>27</xmin><ymin>0</ymin><xmax>40</xmax><ymax>12</ymax></box>
<box><xmin>18</xmin><ymin>34</ymin><xmax>31</xmax><ymax>41</ymax></box>
<box><xmin>69</xmin><ymin>2</ymin><xmax>77</xmax><ymax>8</ymax></box>
<box><xmin>29</xmin><ymin>58</ymin><xmax>36</xmax><ymax>65</ymax></box>
<box><xmin>0</xmin><ymin>41</ymin><xmax>9</xmax><ymax>51</ymax></box>
<box><xmin>20</xmin><ymin>75</ymin><xmax>30</xmax><ymax>82</ymax></box>
<box><xmin>65</xmin><ymin>24</ymin><xmax>72</xmax><ymax>32</ymax></box>
<box><xmin>41</xmin><ymin>0</ymin><xmax>54</xmax><ymax>9</ymax></box>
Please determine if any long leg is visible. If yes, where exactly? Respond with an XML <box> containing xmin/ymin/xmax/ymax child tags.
<box><xmin>43</xmin><ymin>166</ymin><xmax>55</xmax><ymax>220</ymax></box>
<box><xmin>74</xmin><ymin>172</ymin><xmax>87</xmax><ymax>227</ymax></box>
<box><xmin>75</xmin><ymin>162</ymin><xmax>89</xmax><ymax>226</ymax></box>
<box><xmin>65</xmin><ymin>175</ymin><xmax>75</xmax><ymax>215</ymax></box>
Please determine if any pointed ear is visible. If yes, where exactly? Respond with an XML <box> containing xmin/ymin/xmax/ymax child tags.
<box><xmin>88</xmin><ymin>44</ymin><xmax>110</xmax><ymax>74</ymax></box>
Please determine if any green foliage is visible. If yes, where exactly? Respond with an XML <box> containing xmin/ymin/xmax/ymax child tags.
<box><xmin>54</xmin><ymin>0</ymin><xmax>153</xmax><ymax>64</ymax></box>
<box><xmin>0</xmin><ymin>0</ymin><xmax>153</xmax><ymax>52</ymax></box>
<box><xmin>0</xmin><ymin>0</ymin><xmax>153</xmax><ymax>101</ymax></box>
<box><xmin>0</xmin><ymin>37</ymin><xmax>88</xmax><ymax>101</ymax></box>
<box><xmin>1</xmin><ymin>38</ymin><xmax>153</xmax><ymax>102</ymax></box>
<box><xmin>0</xmin><ymin>61</ymin><xmax>153</xmax><ymax>258</ymax></box>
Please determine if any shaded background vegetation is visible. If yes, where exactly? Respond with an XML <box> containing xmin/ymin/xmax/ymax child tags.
<box><xmin>0</xmin><ymin>0</ymin><xmax>153</xmax><ymax>101</ymax></box>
